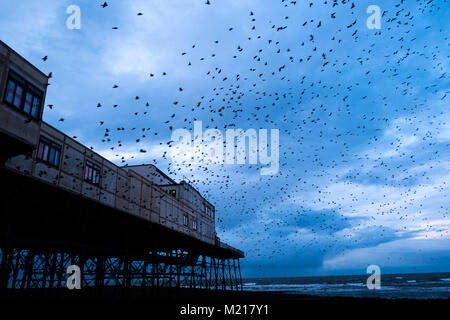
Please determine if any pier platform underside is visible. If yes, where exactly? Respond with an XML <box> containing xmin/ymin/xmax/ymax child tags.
<box><xmin>0</xmin><ymin>169</ymin><xmax>243</xmax><ymax>296</ymax></box>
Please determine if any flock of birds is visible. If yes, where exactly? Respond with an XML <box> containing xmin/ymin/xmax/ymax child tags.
<box><xmin>39</xmin><ymin>0</ymin><xmax>449</xmax><ymax>271</ymax></box>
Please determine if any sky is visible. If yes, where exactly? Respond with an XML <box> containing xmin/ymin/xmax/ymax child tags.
<box><xmin>0</xmin><ymin>0</ymin><xmax>449</xmax><ymax>278</ymax></box>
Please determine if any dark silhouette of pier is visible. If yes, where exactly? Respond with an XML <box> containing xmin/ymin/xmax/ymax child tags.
<box><xmin>0</xmin><ymin>40</ymin><xmax>243</xmax><ymax>298</ymax></box>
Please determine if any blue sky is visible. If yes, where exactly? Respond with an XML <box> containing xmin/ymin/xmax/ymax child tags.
<box><xmin>1</xmin><ymin>0</ymin><xmax>449</xmax><ymax>278</ymax></box>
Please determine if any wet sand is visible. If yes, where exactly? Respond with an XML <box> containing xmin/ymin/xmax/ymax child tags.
<box><xmin>2</xmin><ymin>286</ymin><xmax>447</xmax><ymax>316</ymax></box>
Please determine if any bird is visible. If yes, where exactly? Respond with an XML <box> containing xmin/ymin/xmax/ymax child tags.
<box><xmin>48</xmin><ymin>0</ymin><xmax>449</xmax><ymax>280</ymax></box>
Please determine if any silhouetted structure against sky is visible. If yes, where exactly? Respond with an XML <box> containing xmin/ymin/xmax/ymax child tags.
<box><xmin>0</xmin><ymin>40</ymin><xmax>243</xmax><ymax>296</ymax></box>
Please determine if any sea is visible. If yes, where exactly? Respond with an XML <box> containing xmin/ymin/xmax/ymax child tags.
<box><xmin>243</xmin><ymin>272</ymin><xmax>450</xmax><ymax>299</ymax></box>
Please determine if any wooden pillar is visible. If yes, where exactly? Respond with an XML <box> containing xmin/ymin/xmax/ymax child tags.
<box><xmin>237</xmin><ymin>259</ymin><xmax>243</xmax><ymax>290</ymax></box>
<box><xmin>221</xmin><ymin>259</ymin><xmax>226</xmax><ymax>290</ymax></box>
<box><xmin>176</xmin><ymin>251</ymin><xmax>181</xmax><ymax>288</ymax></box>
<box><xmin>41</xmin><ymin>253</ymin><xmax>50</xmax><ymax>290</ymax></box>
<box><xmin>10</xmin><ymin>249</ymin><xmax>20</xmax><ymax>289</ymax></box>
<box><xmin>48</xmin><ymin>252</ymin><xmax>58</xmax><ymax>289</ymax></box>
<box><xmin>142</xmin><ymin>259</ymin><xmax>148</xmax><ymax>288</ymax></box>
<box><xmin>227</xmin><ymin>259</ymin><xmax>233</xmax><ymax>290</ymax></box>
<box><xmin>57</xmin><ymin>252</ymin><xmax>65</xmax><ymax>289</ymax></box>
<box><xmin>21</xmin><ymin>249</ymin><xmax>34</xmax><ymax>290</ymax></box>
<box><xmin>214</xmin><ymin>258</ymin><xmax>219</xmax><ymax>290</ymax></box>
<box><xmin>1</xmin><ymin>249</ymin><xmax>13</xmax><ymax>290</ymax></box>
<box><xmin>232</xmin><ymin>258</ymin><xmax>238</xmax><ymax>291</ymax></box>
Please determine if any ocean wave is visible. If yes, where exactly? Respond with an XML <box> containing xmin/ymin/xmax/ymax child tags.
<box><xmin>246</xmin><ymin>284</ymin><xmax>324</xmax><ymax>289</ymax></box>
<box><xmin>346</xmin><ymin>283</ymin><xmax>366</xmax><ymax>287</ymax></box>
<box><xmin>240</xmin><ymin>274</ymin><xmax>450</xmax><ymax>299</ymax></box>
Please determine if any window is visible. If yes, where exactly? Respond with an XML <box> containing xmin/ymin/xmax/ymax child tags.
<box><xmin>206</xmin><ymin>206</ymin><xmax>214</xmax><ymax>218</ymax></box>
<box><xmin>183</xmin><ymin>215</ymin><xmax>188</xmax><ymax>226</ymax></box>
<box><xmin>36</xmin><ymin>136</ymin><xmax>61</xmax><ymax>167</ymax></box>
<box><xmin>3</xmin><ymin>70</ymin><xmax>43</xmax><ymax>120</ymax></box>
<box><xmin>192</xmin><ymin>220</ymin><xmax>197</xmax><ymax>230</ymax></box>
<box><xmin>169</xmin><ymin>189</ymin><xmax>176</xmax><ymax>197</ymax></box>
<box><xmin>202</xmin><ymin>203</ymin><xmax>206</xmax><ymax>216</ymax></box>
<box><xmin>84</xmin><ymin>160</ymin><xmax>101</xmax><ymax>185</ymax></box>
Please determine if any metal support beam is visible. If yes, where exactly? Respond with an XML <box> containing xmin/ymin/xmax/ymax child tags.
<box><xmin>0</xmin><ymin>246</ymin><xmax>244</xmax><ymax>297</ymax></box>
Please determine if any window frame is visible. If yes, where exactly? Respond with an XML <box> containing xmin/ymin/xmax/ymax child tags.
<box><xmin>36</xmin><ymin>136</ymin><xmax>62</xmax><ymax>168</ymax></box>
<box><xmin>183</xmin><ymin>215</ymin><xmax>188</xmax><ymax>226</ymax></box>
<box><xmin>202</xmin><ymin>203</ymin><xmax>206</xmax><ymax>216</ymax></box>
<box><xmin>2</xmin><ymin>70</ymin><xmax>43</xmax><ymax>120</ymax></box>
<box><xmin>84</xmin><ymin>160</ymin><xmax>101</xmax><ymax>186</ymax></box>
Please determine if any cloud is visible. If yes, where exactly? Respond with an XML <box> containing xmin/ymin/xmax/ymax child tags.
<box><xmin>323</xmin><ymin>238</ymin><xmax>450</xmax><ymax>274</ymax></box>
<box><xmin>0</xmin><ymin>0</ymin><xmax>65</xmax><ymax>55</ymax></box>
<box><xmin>1</xmin><ymin>0</ymin><xmax>449</xmax><ymax>278</ymax></box>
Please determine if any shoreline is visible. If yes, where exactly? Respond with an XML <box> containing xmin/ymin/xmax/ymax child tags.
<box><xmin>1</xmin><ymin>287</ymin><xmax>448</xmax><ymax>301</ymax></box>
<box><xmin>2</xmin><ymin>288</ymin><xmax>447</xmax><ymax>317</ymax></box>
